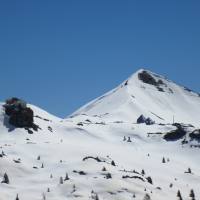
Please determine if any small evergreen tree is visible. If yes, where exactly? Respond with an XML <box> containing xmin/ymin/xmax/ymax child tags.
<box><xmin>146</xmin><ymin>176</ymin><xmax>153</xmax><ymax>184</ymax></box>
<box><xmin>64</xmin><ymin>173</ymin><xmax>69</xmax><ymax>181</ymax></box>
<box><xmin>189</xmin><ymin>189</ymin><xmax>195</xmax><ymax>200</ymax></box>
<box><xmin>111</xmin><ymin>160</ymin><xmax>116</xmax><ymax>166</ymax></box>
<box><xmin>188</xmin><ymin>168</ymin><xmax>192</xmax><ymax>173</ymax></box>
<box><xmin>162</xmin><ymin>157</ymin><xmax>166</xmax><ymax>163</ymax></box>
<box><xmin>102</xmin><ymin>166</ymin><xmax>107</xmax><ymax>171</ymax></box>
<box><xmin>177</xmin><ymin>190</ymin><xmax>183</xmax><ymax>200</ymax></box>
<box><xmin>15</xmin><ymin>194</ymin><xmax>19</xmax><ymax>200</ymax></box>
<box><xmin>1</xmin><ymin>173</ymin><xmax>9</xmax><ymax>184</ymax></box>
<box><xmin>127</xmin><ymin>137</ymin><xmax>132</xmax><ymax>142</ymax></box>
<box><xmin>2</xmin><ymin>151</ymin><xmax>5</xmax><ymax>156</ymax></box>
<box><xmin>141</xmin><ymin>169</ymin><xmax>145</xmax><ymax>175</ymax></box>
<box><xmin>123</xmin><ymin>136</ymin><xmax>126</xmax><ymax>141</ymax></box>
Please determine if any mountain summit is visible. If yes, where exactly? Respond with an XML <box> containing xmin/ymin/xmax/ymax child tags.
<box><xmin>72</xmin><ymin>69</ymin><xmax>200</xmax><ymax>126</ymax></box>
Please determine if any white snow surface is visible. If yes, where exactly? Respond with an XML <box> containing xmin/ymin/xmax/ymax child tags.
<box><xmin>0</xmin><ymin>69</ymin><xmax>200</xmax><ymax>200</ymax></box>
<box><xmin>71</xmin><ymin>69</ymin><xmax>200</xmax><ymax>126</ymax></box>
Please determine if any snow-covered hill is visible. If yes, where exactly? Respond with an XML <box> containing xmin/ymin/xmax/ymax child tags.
<box><xmin>0</xmin><ymin>69</ymin><xmax>200</xmax><ymax>200</ymax></box>
<box><xmin>71</xmin><ymin>69</ymin><xmax>200</xmax><ymax>126</ymax></box>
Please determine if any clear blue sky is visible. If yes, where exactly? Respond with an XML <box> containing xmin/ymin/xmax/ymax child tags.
<box><xmin>0</xmin><ymin>0</ymin><xmax>200</xmax><ymax>117</ymax></box>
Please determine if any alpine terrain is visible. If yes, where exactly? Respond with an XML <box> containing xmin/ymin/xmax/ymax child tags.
<box><xmin>0</xmin><ymin>69</ymin><xmax>200</xmax><ymax>200</ymax></box>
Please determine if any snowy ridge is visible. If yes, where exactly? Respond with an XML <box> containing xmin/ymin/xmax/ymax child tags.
<box><xmin>0</xmin><ymin>69</ymin><xmax>200</xmax><ymax>200</ymax></box>
<box><xmin>71</xmin><ymin>69</ymin><xmax>200</xmax><ymax>126</ymax></box>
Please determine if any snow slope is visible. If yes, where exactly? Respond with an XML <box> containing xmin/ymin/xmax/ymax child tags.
<box><xmin>71</xmin><ymin>69</ymin><xmax>200</xmax><ymax>127</ymax></box>
<box><xmin>0</xmin><ymin>69</ymin><xmax>200</xmax><ymax>200</ymax></box>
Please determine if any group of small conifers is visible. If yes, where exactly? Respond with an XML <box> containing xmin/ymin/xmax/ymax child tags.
<box><xmin>177</xmin><ymin>189</ymin><xmax>196</xmax><ymax>200</ymax></box>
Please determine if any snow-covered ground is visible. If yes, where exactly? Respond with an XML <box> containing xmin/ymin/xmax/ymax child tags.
<box><xmin>0</xmin><ymin>69</ymin><xmax>200</xmax><ymax>200</ymax></box>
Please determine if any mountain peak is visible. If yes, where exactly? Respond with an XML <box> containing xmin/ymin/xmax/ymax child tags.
<box><xmin>122</xmin><ymin>69</ymin><xmax>170</xmax><ymax>95</ymax></box>
<box><xmin>128</xmin><ymin>68</ymin><xmax>166</xmax><ymax>83</ymax></box>
<box><xmin>71</xmin><ymin>69</ymin><xmax>200</xmax><ymax>126</ymax></box>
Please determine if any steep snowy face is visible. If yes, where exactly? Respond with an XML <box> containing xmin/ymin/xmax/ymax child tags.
<box><xmin>71</xmin><ymin>69</ymin><xmax>200</xmax><ymax>126</ymax></box>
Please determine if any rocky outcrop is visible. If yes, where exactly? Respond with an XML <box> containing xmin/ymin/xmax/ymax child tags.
<box><xmin>163</xmin><ymin>123</ymin><xmax>187</xmax><ymax>141</ymax></box>
<box><xmin>3</xmin><ymin>97</ymin><xmax>37</xmax><ymax>130</ymax></box>
<box><xmin>137</xmin><ymin>115</ymin><xmax>146</xmax><ymax>124</ymax></box>
<box><xmin>137</xmin><ymin>115</ymin><xmax>155</xmax><ymax>125</ymax></box>
<box><xmin>189</xmin><ymin>129</ymin><xmax>200</xmax><ymax>142</ymax></box>
<box><xmin>138</xmin><ymin>70</ymin><xmax>166</xmax><ymax>92</ymax></box>
<box><xmin>138</xmin><ymin>71</ymin><xmax>158</xmax><ymax>86</ymax></box>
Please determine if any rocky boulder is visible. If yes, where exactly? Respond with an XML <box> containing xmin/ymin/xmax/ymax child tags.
<box><xmin>3</xmin><ymin>97</ymin><xmax>34</xmax><ymax>129</ymax></box>
<box><xmin>163</xmin><ymin>123</ymin><xmax>187</xmax><ymax>141</ymax></box>
<box><xmin>137</xmin><ymin>115</ymin><xmax>155</xmax><ymax>125</ymax></box>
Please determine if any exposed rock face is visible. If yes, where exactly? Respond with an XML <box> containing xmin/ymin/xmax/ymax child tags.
<box><xmin>137</xmin><ymin>115</ymin><xmax>155</xmax><ymax>125</ymax></box>
<box><xmin>3</xmin><ymin>97</ymin><xmax>34</xmax><ymax>128</ymax></box>
<box><xmin>138</xmin><ymin>70</ymin><xmax>166</xmax><ymax>92</ymax></box>
<box><xmin>145</xmin><ymin>117</ymin><xmax>155</xmax><ymax>125</ymax></box>
<box><xmin>163</xmin><ymin>123</ymin><xmax>187</xmax><ymax>141</ymax></box>
<box><xmin>137</xmin><ymin>115</ymin><xmax>146</xmax><ymax>124</ymax></box>
<box><xmin>138</xmin><ymin>71</ymin><xmax>158</xmax><ymax>86</ymax></box>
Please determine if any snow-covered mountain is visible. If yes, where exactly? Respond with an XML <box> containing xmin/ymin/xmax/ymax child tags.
<box><xmin>72</xmin><ymin>69</ymin><xmax>200</xmax><ymax>126</ymax></box>
<box><xmin>0</xmin><ymin>69</ymin><xmax>200</xmax><ymax>200</ymax></box>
